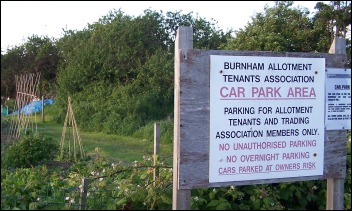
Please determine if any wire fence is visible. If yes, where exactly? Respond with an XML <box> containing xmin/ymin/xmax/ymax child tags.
<box><xmin>29</xmin><ymin>182</ymin><xmax>120</xmax><ymax>210</ymax></box>
<box><xmin>22</xmin><ymin>175</ymin><xmax>175</xmax><ymax>210</ymax></box>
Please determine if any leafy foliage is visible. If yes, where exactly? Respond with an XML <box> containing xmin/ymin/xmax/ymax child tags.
<box><xmin>2</xmin><ymin>131</ymin><xmax>59</xmax><ymax>168</ymax></box>
<box><xmin>1</xmin><ymin>141</ymin><xmax>351</xmax><ymax>210</ymax></box>
<box><xmin>1</xmin><ymin>35</ymin><xmax>59</xmax><ymax>99</ymax></box>
<box><xmin>227</xmin><ymin>2</ymin><xmax>306</xmax><ymax>51</ymax></box>
<box><xmin>54</xmin><ymin>9</ymin><xmax>229</xmax><ymax>135</ymax></box>
<box><xmin>1</xmin><ymin>166</ymin><xmax>53</xmax><ymax>210</ymax></box>
<box><xmin>132</xmin><ymin>118</ymin><xmax>174</xmax><ymax>144</ymax></box>
<box><xmin>224</xmin><ymin>1</ymin><xmax>351</xmax><ymax>55</ymax></box>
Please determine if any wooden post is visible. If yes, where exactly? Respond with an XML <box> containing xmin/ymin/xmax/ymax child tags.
<box><xmin>327</xmin><ymin>178</ymin><xmax>345</xmax><ymax>210</ymax></box>
<box><xmin>42</xmin><ymin>96</ymin><xmax>45</xmax><ymax>122</ymax></box>
<box><xmin>79</xmin><ymin>178</ymin><xmax>88</xmax><ymax>210</ymax></box>
<box><xmin>153</xmin><ymin>123</ymin><xmax>160</xmax><ymax>185</ymax></box>
<box><xmin>326</xmin><ymin>37</ymin><xmax>346</xmax><ymax>210</ymax></box>
<box><xmin>173</xmin><ymin>26</ymin><xmax>193</xmax><ymax>210</ymax></box>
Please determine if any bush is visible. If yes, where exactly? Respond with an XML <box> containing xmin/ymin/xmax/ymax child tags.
<box><xmin>42</xmin><ymin>102</ymin><xmax>61</xmax><ymax>122</ymax></box>
<box><xmin>2</xmin><ymin>131</ymin><xmax>58</xmax><ymax>168</ymax></box>
<box><xmin>1</xmin><ymin>116</ymin><xmax>11</xmax><ymax>135</ymax></box>
<box><xmin>132</xmin><ymin>118</ymin><xmax>173</xmax><ymax>144</ymax></box>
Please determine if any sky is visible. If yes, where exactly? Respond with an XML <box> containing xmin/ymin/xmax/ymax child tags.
<box><xmin>1</xmin><ymin>1</ymin><xmax>328</xmax><ymax>52</ymax></box>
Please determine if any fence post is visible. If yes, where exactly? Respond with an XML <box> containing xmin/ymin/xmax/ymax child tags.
<box><xmin>327</xmin><ymin>178</ymin><xmax>345</xmax><ymax>210</ymax></box>
<box><xmin>79</xmin><ymin>178</ymin><xmax>89</xmax><ymax>210</ymax></box>
<box><xmin>42</xmin><ymin>96</ymin><xmax>45</xmax><ymax>122</ymax></box>
<box><xmin>154</xmin><ymin>123</ymin><xmax>160</xmax><ymax>186</ymax></box>
<box><xmin>173</xmin><ymin>26</ymin><xmax>193</xmax><ymax>210</ymax></box>
<box><xmin>326</xmin><ymin>37</ymin><xmax>346</xmax><ymax>210</ymax></box>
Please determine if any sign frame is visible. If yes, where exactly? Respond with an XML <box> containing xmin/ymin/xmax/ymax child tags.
<box><xmin>175</xmin><ymin>49</ymin><xmax>347</xmax><ymax>189</ymax></box>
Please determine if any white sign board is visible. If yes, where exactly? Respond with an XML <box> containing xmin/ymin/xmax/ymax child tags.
<box><xmin>325</xmin><ymin>68</ymin><xmax>351</xmax><ymax>130</ymax></box>
<box><xmin>209</xmin><ymin>56</ymin><xmax>325</xmax><ymax>183</ymax></box>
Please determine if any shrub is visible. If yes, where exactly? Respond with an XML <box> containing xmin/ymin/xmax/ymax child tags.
<box><xmin>1</xmin><ymin>116</ymin><xmax>11</xmax><ymax>135</ymax></box>
<box><xmin>132</xmin><ymin>118</ymin><xmax>173</xmax><ymax>144</ymax></box>
<box><xmin>2</xmin><ymin>131</ymin><xmax>58</xmax><ymax>168</ymax></box>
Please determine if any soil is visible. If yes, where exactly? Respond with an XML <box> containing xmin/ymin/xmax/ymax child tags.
<box><xmin>44</xmin><ymin>160</ymin><xmax>74</xmax><ymax>170</ymax></box>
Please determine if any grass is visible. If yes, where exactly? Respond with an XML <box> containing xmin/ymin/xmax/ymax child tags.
<box><xmin>3</xmin><ymin>113</ymin><xmax>173</xmax><ymax>166</ymax></box>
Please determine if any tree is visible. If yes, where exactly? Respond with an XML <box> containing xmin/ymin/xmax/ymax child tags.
<box><xmin>1</xmin><ymin>46</ymin><xmax>25</xmax><ymax>98</ymax></box>
<box><xmin>224</xmin><ymin>1</ymin><xmax>351</xmax><ymax>54</ymax></box>
<box><xmin>314</xmin><ymin>1</ymin><xmax>351</xmax><ymax>38</ymax></box>
<box><xmin>2</xmin><ymin>8</ymin><xmax>231</xmax><ymax>136</ymax></box>
<box><xmin>1</xmin><ymin>35</ymin><xmax>59</xmax><ymax>99</ymax></box>
<box><xmin>55</xmin><ymin>9</ymin><xmax>231</xmax><ymax>134</ymax></box>
<box><xmin>314</xmin><ymin>1</ymin><xmax>351</xmax><ymax>64</ymax></box>
<box><xmin>162</xmin><ymin>10</ymin><xmax>232</xmax><ymax>50</ymax></box>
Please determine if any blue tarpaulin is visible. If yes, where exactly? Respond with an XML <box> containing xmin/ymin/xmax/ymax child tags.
<box><xmin>12</xmin><ymin>99</ymin><xmax>55</xmax><ymax>115</ymax></box>
<box><xmin>1</xmin><ymin>105</ymin><xmax>8</xmax><ymax>115</ymax></box>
